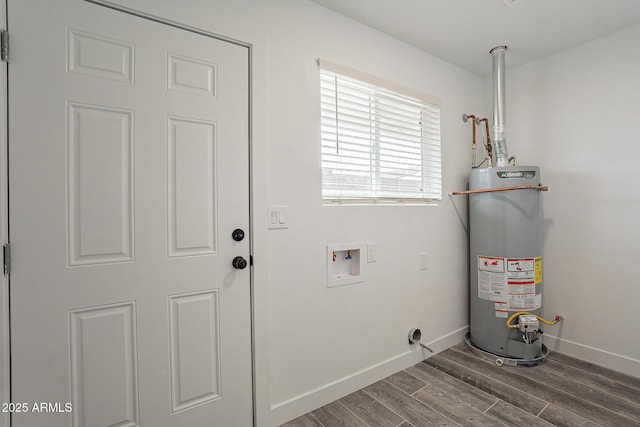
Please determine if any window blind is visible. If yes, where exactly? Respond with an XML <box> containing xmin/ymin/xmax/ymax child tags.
<box><xmin>319</xmin><ymin>61</ymin><xmax>442</xmax><ymax>203</ymax></box>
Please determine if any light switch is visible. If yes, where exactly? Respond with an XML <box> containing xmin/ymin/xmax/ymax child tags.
<box><xmin>268</xmin><ymin>206</ymin><xmax>288</xmax><ymax>229</ymax></box>
<box><xmin>278</xmin><ymin>207</ymin><xmax>287</xmax><ymax>224</ymax></box>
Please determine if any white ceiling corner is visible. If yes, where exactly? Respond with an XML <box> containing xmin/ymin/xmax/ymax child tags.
<box><xmin>309</xmin><ymin>0</ymin><xmax>640</xmax><ymax>76</ymax></box>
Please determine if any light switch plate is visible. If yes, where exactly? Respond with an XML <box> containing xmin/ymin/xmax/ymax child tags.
<box><xmin>268</xmin><ymin>206</ymin><xmax>288</xmax><ymax>229</ymax></box>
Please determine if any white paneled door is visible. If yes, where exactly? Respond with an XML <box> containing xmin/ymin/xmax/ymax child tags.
<box><xmin>8</xmin><ymin>1</ymin><xmax>252</xmax><ymax>426</ymax></box>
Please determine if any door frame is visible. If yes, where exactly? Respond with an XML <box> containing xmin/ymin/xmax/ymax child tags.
<box><xmin>0</xmin><ymin>0</ymin><xmax>272</xmax><ymax>425</ymax></box>
<box><xmin>0</xmin><ymin>0</ymin><xmax>9</xmax><ymax>426</ymax></box>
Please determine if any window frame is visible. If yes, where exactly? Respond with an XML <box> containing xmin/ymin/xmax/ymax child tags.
<box><xmin>318</xmin><ymin>59</ymin><xmax>442</xmax><ymax>205</ymax></box>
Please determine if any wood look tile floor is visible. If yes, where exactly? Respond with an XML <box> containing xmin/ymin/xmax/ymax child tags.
<box><xmin>281</xmin><ymin>343</ymin><xmax>640</xmax><ymax>427</ymax></box>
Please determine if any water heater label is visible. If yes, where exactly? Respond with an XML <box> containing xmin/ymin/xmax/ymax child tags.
<box><xmin>477</xmin><ymin>256</ymin><xmax>507</xmax><ymax>301</ymax></box>
<box><xmin>478</xmin><ymin>255</ymin><xmax>542</xmax><ymax>313</ymax></box>
<box><xmin>494</xmin><ymin>302</ymin><xmax>509</xmax><ymax>318</ymax></box>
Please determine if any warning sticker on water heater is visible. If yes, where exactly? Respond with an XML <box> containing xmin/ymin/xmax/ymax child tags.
<box><xmin>478</xmin><ymin>255</ymin><xmax>542</xmax><ymax>310</ymax></box>
<box><xmin>505</xmin><ymin>256</ymin><xmax>541</xmax><ymax>311</ymax></box>
<box><xmin>477</xmin><ymin>256</ymin><xmax>507</xmax><ymax>301</ymax></box>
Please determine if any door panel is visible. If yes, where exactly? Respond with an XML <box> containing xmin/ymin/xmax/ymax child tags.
<box><xmin>8</xmin><ymin>1</ymin><xmax>252</xmax><ymax>425</ymax></box>
<box><xmin>167</xmin><ymin>116</ymin><xmax>218</xmax><ymax>257</ymax></box>
<box><xmin>69</xmin><ymin>302</ymin><xmax>139</xmax><ymax>426</ymax></box>
<box><xmin>67</xmin><ymin>101</ymin><xmax>135</xmax><ymax>266</ymax></box>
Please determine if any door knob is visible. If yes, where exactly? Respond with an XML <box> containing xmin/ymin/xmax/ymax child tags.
<box><xmin>232</xmin><ymin>256</ymin><xmax>248</xmax><ymax>270</ymax></box>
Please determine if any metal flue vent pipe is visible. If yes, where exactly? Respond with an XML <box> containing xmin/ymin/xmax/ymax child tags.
<box><xmin>490</xmin><ymin>46</ymin><xmax>509</xmax><ymax>167</ymax></box>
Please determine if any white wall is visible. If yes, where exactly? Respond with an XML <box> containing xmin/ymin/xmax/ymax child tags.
<box><xmin>486</xmin><ymin>24</ymin><xmax>640</xmax><ymax>377</ymax></box>
<box><xmin>260</xmin><ymin>1</ymin><xmax>481</xmax><ymax>423</ymax></box>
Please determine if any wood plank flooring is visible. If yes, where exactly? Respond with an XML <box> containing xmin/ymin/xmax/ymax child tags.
<box><xmin>281</xmin><ymin>343</ymin><xmax>640</xmax><ymax>427</ymax></box>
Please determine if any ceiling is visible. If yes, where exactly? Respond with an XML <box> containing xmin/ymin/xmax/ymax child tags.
<box><xmin>309</xmin><ymin>0</ymin><xmax>640</xmax><ymax>76</ymax></box>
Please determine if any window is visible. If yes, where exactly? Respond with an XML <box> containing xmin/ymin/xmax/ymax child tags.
<box><xmin>319</xmin><ymin>60</ymin><xmax>442</xmax><ymax>203</ymax></box>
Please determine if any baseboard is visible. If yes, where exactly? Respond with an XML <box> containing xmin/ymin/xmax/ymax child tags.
<box><xmin>270</xmin><ymin>326</ymin><xmax>468</xmax><ymax>426</ymax></box>
<box><xmin>544</xmin><ymin>334</ymin><xmax>640</xmax><ymax>379</ymax></box>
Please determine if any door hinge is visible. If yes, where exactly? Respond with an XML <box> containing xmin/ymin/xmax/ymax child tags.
<box><xmin>1</xmin><ymin>30</ymin><xmax>8</xmax><ymax>63</ymax></box>
<box><xmin>3</xmin><ymin>243</ymin><xmax>10</xmax><ymax>275</ymax></box>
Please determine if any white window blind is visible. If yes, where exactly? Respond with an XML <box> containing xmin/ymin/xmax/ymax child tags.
<box><xmin>319</xmin><ymin>60</ymin><xmax>442</xmax><ymax>203</ymax></box>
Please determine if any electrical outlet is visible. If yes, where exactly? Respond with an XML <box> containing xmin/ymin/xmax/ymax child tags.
<box><xmin>367</xmin><ymin>243</ymin><xmax>377</xmax><ymax>263</ymax></box>
<box><xmin>419</xmin><ymin>253</ymin><xmax>428</xmax><ymax>271</ymax></box>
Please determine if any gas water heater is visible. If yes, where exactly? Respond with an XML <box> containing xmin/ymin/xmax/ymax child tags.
<box><xmin>460</xmin><ymin>47</ymin><xmax>560</xmax><ymax>362</ymax></box>
<box><xmin>469</xmin><ymin>166</ymin><xmax>544</xmax><ymax>358</ymax></box>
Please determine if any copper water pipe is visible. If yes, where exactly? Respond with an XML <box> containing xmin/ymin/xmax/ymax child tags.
<box><xmin>449</xmin><ymin>185</ymin><xmax>549</xmax><ymax>196</ymax></box>
<box><xmin>477</xmin><ymin>117</ymin><xmax>492</xmax><ymax>164</ymax></box>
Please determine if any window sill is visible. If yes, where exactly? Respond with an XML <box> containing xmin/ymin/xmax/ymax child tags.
<box><xmin>322</xmin><ymin>198</ymin><xmax>440</xmax><ymax>207</ymax></box>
